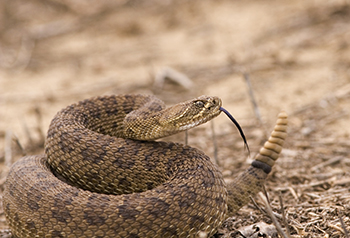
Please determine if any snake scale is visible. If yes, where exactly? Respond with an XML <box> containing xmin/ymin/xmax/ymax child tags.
<box><xmin>3</xmin><ymin>94</ymin><xmax>288</xmax><ymax>238</ymax></box>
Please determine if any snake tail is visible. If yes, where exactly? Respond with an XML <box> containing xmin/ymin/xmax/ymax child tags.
<box><xmin>226</xmin><ymin>112</ymin><xmax>288</xmax><ymax>215</ymax></box>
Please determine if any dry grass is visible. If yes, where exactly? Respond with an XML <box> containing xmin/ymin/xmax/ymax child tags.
<box><xmin>1</xmin><ymin>0</ymin><xmax>350</xmax><ymax>237</ymax></box>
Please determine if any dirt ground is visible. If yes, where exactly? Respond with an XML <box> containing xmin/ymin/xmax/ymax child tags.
<box><xmin>1</xmin><ymin>0</ymin><xmax>350</xmax><ymax>237</ymax></box>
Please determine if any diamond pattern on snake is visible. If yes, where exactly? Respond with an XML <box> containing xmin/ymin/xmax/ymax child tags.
<box><xmin>3</xmin><ymin>94</ymin><xmax>287</xmax><ymax>238</ymax></box>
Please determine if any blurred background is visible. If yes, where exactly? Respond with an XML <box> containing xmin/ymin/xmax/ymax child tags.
<box><xmin>1</xmin><ymin>0</ymin><xmax>350</xmax><ymax>237</ymax></box>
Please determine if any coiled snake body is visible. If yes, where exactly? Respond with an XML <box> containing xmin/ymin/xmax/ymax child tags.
<box><xmin>3</xmin><ymin>95</ymin><xmax>288</xmax><ymax>238</ymax></box>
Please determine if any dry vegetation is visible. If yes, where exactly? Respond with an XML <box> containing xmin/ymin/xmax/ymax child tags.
<box><xmin>1</xmin><ymin>0</ymin><xmax>350</xmax><ymax>237</ymax></box>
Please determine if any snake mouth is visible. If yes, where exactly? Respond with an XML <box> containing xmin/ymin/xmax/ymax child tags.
<box><xmin>178</xmin><ymin>117</ymin><xmax>209</xmax><ymax>131</ymax></box>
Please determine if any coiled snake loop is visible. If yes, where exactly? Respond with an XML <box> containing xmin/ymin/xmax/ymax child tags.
<box><xmin>3</xmin><ymin>95</ymin><xmax>287</xmax><ymax>238</ymax></box>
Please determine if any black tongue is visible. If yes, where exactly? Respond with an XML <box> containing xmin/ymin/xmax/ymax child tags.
<box><xmin>219</xmin><ymin>107</ymin><xmax>250</xmax><ymax>155</ymax></box>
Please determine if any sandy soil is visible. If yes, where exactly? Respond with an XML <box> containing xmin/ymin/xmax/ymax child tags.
<box><xmin>1</xmin><ymin>0</ymin><xmax>350</xmax><ymax>237</ymax></box>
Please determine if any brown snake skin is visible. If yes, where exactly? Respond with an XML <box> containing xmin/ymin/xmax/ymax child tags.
<box><xmin>3</xmin><ymin>94</ymin><xmax>288</xmax><ymax>238</ymax></box>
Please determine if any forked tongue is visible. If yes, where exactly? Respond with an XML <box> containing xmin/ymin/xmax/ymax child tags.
<box><xmin>220</xmin><ymin>107</ymin><xmax>250</xmax><ymax>154</ymax></box>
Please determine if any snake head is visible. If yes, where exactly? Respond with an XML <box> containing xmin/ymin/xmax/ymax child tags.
<box><xmin>159</xmin><ymin>95</ymin><xmax>222</xmax><ymax>131</ymax></box>
<box><xmin>124</xmin><ymin>95</ymin><xmax>222</xmax><ymax>140</ymax></box>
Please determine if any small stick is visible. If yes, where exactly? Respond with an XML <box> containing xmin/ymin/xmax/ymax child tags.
<box><xmin>34</xmin><ymin>106</ymin><xmax>45</xmax><ymax>146</ymax></box>
<box><xmin>13</xmin><ymin>133</ymin><xmax>26</xmax><ymax>156</ymax></box>
<box><xmin>22</xmin><ymin>119</ymin><xmax>34</xmax><ymax>146</ymax></box>
<box><xmin>263</xmin><ymin>185</ymin><xmax>270</xmax><ymax>204</ymax></box>
<box><xmin>13</xmin><ymin>36</ymin><xmax>35</xmax><ymax>72</ymax></box>
<box><xmin>250</xmin><ymin>195</ymin><xmax>289</xmax><ymax>223</ymax></box>
<box><xmin>154</xmin><ymin>67</ymin><xmax>194</xmax><ymax>90</ymax></box>
<box><xmin>243</xmin><ymin>73</ymin><xmax>263</xmax><ymax>125</ymax></box>
<box><xmin>210</xmin><ymin>120</ymin><xmax>220</xmax><ymax>166</ymax></box>
<box><xmin>258</xmin><ymin>192</ymin><xmax>290</xmax><ymax>238</ymax></box>
<box><xmin>5</xmin><ymin>130</ymin><xmax>12</xmax><ymax>167</ymax></box>
<box><xmin>311</xmin><ymin>156</ymin><xmax>342</xmax><ymax>172</ymax></box>
<box><xmin>279</xmin><ymin>192</ymin><xmax>291</xmax><ymax>236</ymax></box>
<box><xmin>339</xmin><ymin>212</ymin><xmax>350</xmax><ymax>238</ymax></box>
<box><xmin>250</xmin><ymin>196</ymin><xmax>267</xmax><ymax>216</ymax></box>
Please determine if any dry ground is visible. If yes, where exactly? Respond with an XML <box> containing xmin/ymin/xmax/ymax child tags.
<box><xmin>0</xmin><ymin>0</ymin><xmax>350</xmax><ymax>237</ymax></box>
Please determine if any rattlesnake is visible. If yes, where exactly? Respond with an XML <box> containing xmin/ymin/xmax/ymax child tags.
<box><xmin>3</xmin><ymin>94</ymin><xmax>287</xmax><ymax>238</ymax></box>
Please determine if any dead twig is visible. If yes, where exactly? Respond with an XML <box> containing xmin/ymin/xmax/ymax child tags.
<box><xmin>21</xmin><ymin>119</ymin><xmax>34</xmax><ymax>147</ymax></box>
<box><xmin>339</xmin><ymin>212</ymin><xmax>350</xmax><ymax>238</ymax></box>
<box><xmin>327</xmin><ymin>222</ymin><xmax>348</xmax><ymax>236</ymax></box>
<box><xmin>154</xmin><ymin>67</ymin><xmax>194</xmax><ymax>91</ymax></box>
<box><xmin>242</xmin><ymin>72</ymin><xmax>263</xmax><ymax>126</ymax></box>
<box><xmin>4</xmin><ymin>130</ymin><xmax>12</xmax><ymax>168</ymax></box>
<box><xmin>210</xmin><ymin>120</ymin><xmax>220</xmax><ymax>166</ymax></box>
<box><xmin>12</xmin><ymin>133</ymin><xmax>26</xmax><ymax>156</ymax></box>
<box><xmin>257</xmin><ymin>192</ymin><xmax>290</xmax><ymax>238</ymax></box>
<box><xmin>250</xmin><ymin>196</ymin><xmax>268</xmax><ymax>217</ymax></box>
<box><xmin>311</xmin><ymin>156</ymin><xmax>343</xmax><ymax>172</ymax></box>
<box><xmin>34</xmin><ymin>106</ymin><xmax>45</xmax><ymax>146</ymax></box>
<box><xmin>279</xmin><ymin>193</ymin><xmax>292</xmax><ymax>237</ymax></box>
<box><xmin>1</xmin><ymin>17</ymin><xmax>82</xmax><ymax>71</ymax></box>
<box><xmin>1</xmin><ymin>35</ymin><xmax>35</xmax><ymax>72</ymax></box>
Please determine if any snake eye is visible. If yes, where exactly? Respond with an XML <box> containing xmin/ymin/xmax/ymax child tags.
<box><xmin>194</xmin><ymin>101</ymin><xmax>205</xmax><ymax>107</ymax></box>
